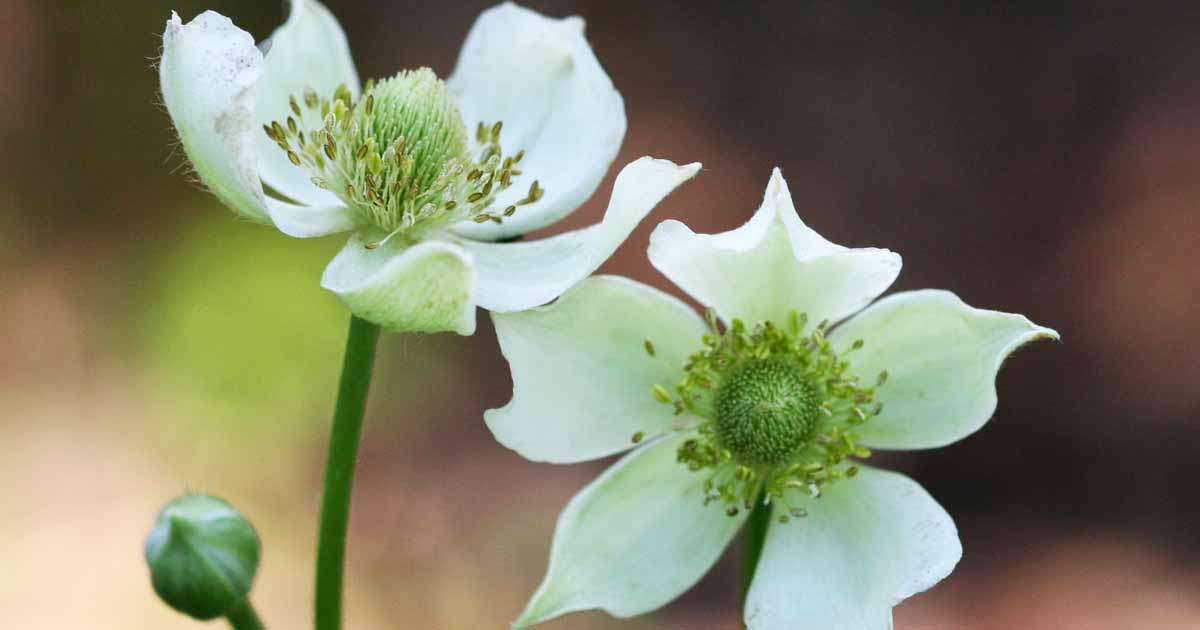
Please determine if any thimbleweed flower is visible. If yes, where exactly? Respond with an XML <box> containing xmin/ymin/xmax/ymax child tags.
<box><xmin>487</xmin><ymin>169</ymin><xmax>1058</xmax><ymax>629</ymax></box>
<box><xmin>144</xmin><ymin>494</ymin><xmax>261</xmax><ymax>621</ymax></box>
<box><xmin>160</xmin><ymin>0</ymin><xmax>697</xmax><ymax>333</ymax></box>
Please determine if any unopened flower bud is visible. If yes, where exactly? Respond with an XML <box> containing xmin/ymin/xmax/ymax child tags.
<box><xmin>144</xmin><ymin>494</ymin><xmax>260</xmax><ymax>620</ymax></box>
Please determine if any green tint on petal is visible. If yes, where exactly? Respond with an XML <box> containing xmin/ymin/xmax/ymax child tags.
<box><xmin>648</xmin><ymin>168</ymin><xmax>900</xmax><ymax>327</ymax></box>
<box><xmin>831</xmin><ymin>289</ymin><xmax>1060</xmax><ymax>450</ymax></box>
<box><xmin>487</xmin><ymin>275</ymin><xmax>705</xmax><ymax>463</ymax></box>
<box><xmin>320</xmin><ymin>233</ymin><xmax>477</xmax><ymax>334</ymax></box>
<box><xmin>745</xmin><ymin>467</ymin><xmax>960</xmax><ymax>630</ymax></box>
<box><xmin>515</xmin><ymin>432</ymin><xmax>745</xmax><ymax>628</ymax></box>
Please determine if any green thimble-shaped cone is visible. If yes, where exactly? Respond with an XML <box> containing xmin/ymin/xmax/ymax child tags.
<box><xmin>144</xmin><ymin>494</ymin><xmax>261</xmax><ymax>620</ymax></box>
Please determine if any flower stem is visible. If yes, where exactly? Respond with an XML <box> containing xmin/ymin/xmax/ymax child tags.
<box><xmin>741</xmin><ymin>494</ymin><xmax>770</xmax><ymax>606</ymax></box>
<box><xmin>314</xmin><ymin>315</ymin><xmax>381</xmax><ymax>630</ymax></box>
<box><xmin>225</xmin><ymin>599</ymin><xmax>264</xmax><ymax>630</ymax></box>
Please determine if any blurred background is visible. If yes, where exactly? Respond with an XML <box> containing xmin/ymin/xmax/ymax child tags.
<box><xmin>2</xmin><ymin>1</ymin><xmax>1197</xmax><ymax>628</ymax></box>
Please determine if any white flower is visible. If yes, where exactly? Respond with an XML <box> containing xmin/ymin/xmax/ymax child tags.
<box><xmin>487</xmin><ymin>169</ymin><xmax>1058</xmax><ymax>629</ymax></box>
<box><xmin>159</xmin><ymin>0</ymin><xmax>698</xmax><ymax>334</ymax></box>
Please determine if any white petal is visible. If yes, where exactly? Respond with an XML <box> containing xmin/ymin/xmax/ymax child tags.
<box><xmin>831</xmin><ymin>290</ymin><xmax>1059</xmax><ymax>450</ymax></box>
<box><xmin>254</xmin><ymin>0</ymin><xmax>360</xmax><ymax>208</ymax></box>
<box><xmin>160</xmin><ymin>11</ymin><xmax>355</xmax><ymax>237</ymax></box>
<box><xmin>744</xmin><ymin>467</ymin><xmax>961</xmax><ymax>630</ymax></box>
<box><xmin>649</xmin><ymin>168</ymin><xmax>901</xmax><ymax>327</ymax></box>
<box><xmin>160</xmin><ymin>11</ymin><xmax>270</xmax><ymax>224</ymax></box>
<box><xmin>448</xmin><ymin>2</ymin><xmax>626</xmax><ymax>240</ymax></box>
<box><xmin>456</xmin><ymin>158</ymin><xmax>699</xmax><ymax>312</ymax></box>
<box><xmin>264</xmin><ymin>198</ymin><xmax>358</xmax><ymax>238</ymax></box>
<box><xmin>320</xmin><ymin>233</ymin><xmax>477</xmax><ymax>335</ymax></box>
<box><xmin>487</xmin><ymin>276</ymin><xmax>705</xmax><ymax>463</ymax></box>
<box><xmin>515</xmin><ymin>432</ymin><xmax>745</xmax><ymax>628</ymax></box>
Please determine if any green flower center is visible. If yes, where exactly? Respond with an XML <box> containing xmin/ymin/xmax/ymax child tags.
<box><xmin>712</xmin><ymin>358</ymin><xmax>819</xmax><ymax>466</ymax></box>
<box><xmin>264</xmin><ymin>68</ymin><xmax>544</xmax><ymax>246</ymax></box>
<box><xmin>642</xmin><ymin>311</ymin><xmax>888</xmax><ymax>523</ymax></box>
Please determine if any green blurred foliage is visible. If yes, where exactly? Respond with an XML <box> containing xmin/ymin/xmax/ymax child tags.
<box><xmin>140</xmin><ymin>209</ymin><xmax>346</xmax><ymax>437</ymax></box>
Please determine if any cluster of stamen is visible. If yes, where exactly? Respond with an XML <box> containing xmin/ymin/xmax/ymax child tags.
<box><xmin>640</xmin><ymin>310</ymin><xmax>887</xmax><ymax>524</ymax></box>
<box><xmin>263</xmin><ymin>68</ymin><xmax>542</xmax><ymax>246</ymax></box>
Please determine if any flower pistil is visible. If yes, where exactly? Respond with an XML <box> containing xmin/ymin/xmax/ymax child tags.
<box><xmin>644</xmin><ymin>311</ymin><xmax>888</xmax><ymax>522</ymax></box>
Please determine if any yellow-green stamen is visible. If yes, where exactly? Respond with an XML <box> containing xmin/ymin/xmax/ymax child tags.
<box><xmin>264</xmin><ymin>68</ymin><xmax>541</xmax><ymax>244</ymax></box>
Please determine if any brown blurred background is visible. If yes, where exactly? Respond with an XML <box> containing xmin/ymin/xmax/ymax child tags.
<box><xmin>1</xmin><ymin>1</ymin><xmax>1197</xmax><ymax>628</ymax></box>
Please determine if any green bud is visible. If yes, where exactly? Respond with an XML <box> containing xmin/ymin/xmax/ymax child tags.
<box><xmin>144</xmin><ymin>494</ymin><xmax>260</xmax><ymax>621</ymax></box>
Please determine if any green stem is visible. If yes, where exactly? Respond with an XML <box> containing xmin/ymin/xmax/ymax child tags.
<box><xmin>225</xmin><ymin>599</ymin><xmax>264</xmax><ymax>630</ymax></box>
<box><xmin>742</xmin><ymin>494</ymin><xmax>770</xmax><ymax>605</ymax></box>
<box><xmin>314</xmin><ymin>315</ymin><xmax>381</xmax><ymax>630</ymax></box>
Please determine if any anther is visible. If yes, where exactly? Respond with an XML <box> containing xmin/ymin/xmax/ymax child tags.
<box><xmin>268</xmin><ymin>69</ymin><xmax>532</xmax><ymax>238</ymax></box>
<box><xmin>303</xmin><ymin>86</ymin><xmax>319</xmax><ymax>109</ymax></box>
<box><xmin>333</xmin><ymin>83</ymin><xmax>352</xmax><ymax>106</ymax></box>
